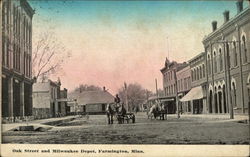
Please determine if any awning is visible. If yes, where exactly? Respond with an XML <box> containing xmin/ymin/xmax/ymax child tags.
<box><xmin>180</xmin><ymin>86</ymin><xmax>204</xmax><ymax>102</ymax></box>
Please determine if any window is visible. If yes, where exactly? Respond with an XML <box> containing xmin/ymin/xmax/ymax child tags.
<box><xmin>232</xmin><ymin>82</ymin><xmax>237</xmax><ymax>107</ymax></box>
<box><xmin>196</xmin><ymin>67</ymin><xmax>199</xmax><ymax>80</ymax></box>
<box><xmin>226</xmin><ymin>43</ymin><xmax>231</xmax><ymax>68</ymax></box>
<box><xmin>214</xmin><ymin>51</ymin><xmax>217</xmax><ymax>73</ymax></box>
<box><xmin>199</xmin><ymin>66</ymin><xmax>202</xmax><ymax>79</ymax></box>
<box><xmin>233</xmin><ymin>41</ymin><xmax>237</xmax><ymax>66</ymax></box>
<box><xmin>191</xmin><ymin>70</ymin><xmax>193</xmax><ymax>81</ymax></box>
<box><xmin>181</xmin><ymin>79</ymin><xmax>183</xmax><ymax>91</ymax></box>
<box><xmin>174</xmin><ymin>84</ymin><xmax>176</xmax><ymax>93</ymax></box>
<box><xmin>219</xmin><ymin>49</ymin><xmax>223</xmax><ymax>71</ymax></box>
<box><xmin>194</xmin><ymin>69</ymin><xmax>196</xmax><ymax>81</ymax></box>
<box><xmin>242</xmin><ymin>36</ymin><xmax>247</xmax><ymax>63</ymax></box>
<box><xmin>202</xmin><ymin>64</ymin><xmax>205</xmax><ymax>77</ymax></box>
<box><xmin>208</xmin><ymin>55</ymin><xmax>211</xmax><ymax>75</ymax></box>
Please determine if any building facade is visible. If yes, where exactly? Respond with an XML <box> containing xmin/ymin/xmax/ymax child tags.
<box><xmin>189</xmin><ymin>52</ymin><xmax>207</xmax><ymax>114</ymax></box>
<box><xmin>32</xmin><ymin>80</ymin><xmax>62</xmax><ymax>119</ymax></box>
<box><xmin>59</xmin><ymin>88</ymin><xmax>68</xmax><ymax>116</ymax></box>
<box><xmin>68</xmin><ymin>89</ymin><xmax>114</xmax><ymax>114</ymax></box>
<box><xmin>161</xmin><ymin>57</ymin><xmax>187</xmax><ymax>113</ymax></box>
<box><xmin>203</xmin><ymin>1</ymin><xmax>250</xmax><ymax>114</ymax></box>
<box><xmin>1</xmin><ymin>0</ymin><xmax>34</xmax><ymax>120</ymax></box>
<box><xmin>176</xmin><ymin>65</ymin><xmax>192</xmax><ymax>113</ymax></box>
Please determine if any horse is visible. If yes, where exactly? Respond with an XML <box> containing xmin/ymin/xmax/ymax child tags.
<box><xmin>116</xmin><ymin>104</ymin><xmax>127</xmax><ymax>124</ymax></box>
<box><xmin>106</xmin><ymin>104</ymin><xmax>115</xmax><ymax>124</ymax></box>
<box><xmin>148</xmin><ymin>103</ymin><xmax>167</xmax><ymax>120</ymax></box>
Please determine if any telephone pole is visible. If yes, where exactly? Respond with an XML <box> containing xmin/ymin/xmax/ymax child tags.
<box><xmin>155</xmin><ymin>79</ymin><xmax>159</xmax><ymax>98</ymax></box>
<box><xmin>124</xmin><ymin>82</ymin><xmax>129</xmax><ymax>112</ymax></box>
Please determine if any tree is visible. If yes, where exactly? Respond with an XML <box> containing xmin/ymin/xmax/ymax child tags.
<box><xmin>32</xmin><ymin>31</ymin><xmax>71</xmax><ymax>82</ymax></box>
<box><xmin>74</xmin><ymin>84</ymin><xmax>103</xmax><ymax>93</ymax></box>
<box><xmin>118</xmin><ymin>83</ymin><xmax>153</xmax><ymax>111</ymax></box>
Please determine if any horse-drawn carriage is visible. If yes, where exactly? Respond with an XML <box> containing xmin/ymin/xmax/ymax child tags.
<box><xmin>116</xmin><ymin>113</ymin><xmax>135</xmax><ymax>124</ymax></box>
<box><xmin>147</xmin><ymin>102</ymin><xmax>167</xmax><ymax>120</ymax></box>
<box><xmin>106</xmin><ymin>103</ymin><xmax>135</xmax><ymax>124</ymax></box>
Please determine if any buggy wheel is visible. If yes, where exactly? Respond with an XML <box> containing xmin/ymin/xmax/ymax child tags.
<box><xmin>132</xmin><ymin>116</ymin><xmax>135</xmax><ymax>123</ymax></box>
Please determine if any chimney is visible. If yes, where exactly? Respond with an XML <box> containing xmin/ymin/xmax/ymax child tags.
<box><xmin>223</xmin><ymin>10</ymin><xmax>230</xmax><ymax>23</ymax></box>
<box><xmin>103</xmin><ymin>86</ymin><xmax>106</xmax><ymax>91</ymax></box>
<box><xmin>236</xmin><ymin>0</ymin><xmax>243</xmax><ymax>14</ymax></box>
<box><xmin>212</xmin><ymin>21</ymin><xmax>217</xmax><ymax>32</ymax></box>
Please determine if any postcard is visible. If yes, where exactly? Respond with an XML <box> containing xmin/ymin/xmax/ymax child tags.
<box><xmin>1</xmin><ymin>0</ymin><xmax>249</xmax><ymax>156</ymax></box>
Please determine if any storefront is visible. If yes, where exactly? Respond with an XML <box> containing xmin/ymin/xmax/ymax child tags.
<box><xmin>180</xmin><ymin>86</ymin><xmax>205</xmax><ymax>114</ymax></box>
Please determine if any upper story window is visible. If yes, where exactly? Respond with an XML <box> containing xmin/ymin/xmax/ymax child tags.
<box><xmin>213</xmin><ymin>51</ymin><xmax>217</xmax><ymax>73</ymax></box>
<box><xmin>191</xmin><ymin>70</ymin><xmax>193</xmax><ymax>82</ymax></box>
<box><xmin>194</xmin><ymin>69</ymin><xmax>197</xmax><ymax>81</ymax></box>
<box><xmin>202</xmin><ymin>64</ymin><xmax>205</xmax><ymax>78</ymax></box>
<box><xmin>199</xmin><ymin>66</ymin><xmax>202</xmax><ymax>79</ymax></box>
<box><xmin>226</xmin><ymin>43</ymin><xmax>231</xmax><ymax>68</ymax></box>
<box><xmin>196</xmin><ymin>67</ymin><xmax>199</xmax><ymax>80</ymax></box>
<box><xmin>219</xmin><ymin>48</ymin><xmax>223</xmax><ymax>71</ymax></box>
<box><xmin>207</xmin><ymin>54</ymin><xmax>211</xmax><ymax>75</ymax></box>
<box><xmin>233</xmin><ymin>41</ymin><xmax>238</xmax><ymax>67</ymax></box>
<box><xmin>242</xmin><ymin>35</ymin><xmax>248</xmax><ymax>63</ymax></box>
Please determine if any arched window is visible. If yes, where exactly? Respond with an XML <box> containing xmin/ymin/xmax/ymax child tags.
<box><xmin>191</xmin><ymin>70</ymin><xmax>194</xmax><ymax>82</ymax></box>
<box><xmin>197</xmin><ymin>67</ymin><xmax>199</xmax><ymax>80</ymax></box>
<box><xmin>208</xmin><ymin>55</ymin><xmax>211</xmax><ymax>75</ymax></box>
<box><xmin>214</xmin><ymin>51</ymin><xmax>217</xmax><ymax>73</ymax></box>
<box><xmin>242</xmin><ymin>35</ymin><xmax>248</xmax><ymax>63</ymax></box>
<box><xmin>232</xmin><ymin>82</ymin><xmax>237</xmax><ymax>107</ymax></box>
<box><xmin>233</xmin><ymin>41</ymin><xmax>237</xmax><ymax>66</ymax></box>
<box><xmin>199</xmin><ymin>66</ymin><xmax>202</xmax><ymax>79</ymax></box>
<box><xmin>226</xmin><ymin>43</ymin><xmax>231</xmax><ymax>68</ymax></box>
<box><xmin>202</xmin><ymin>64</ymin><xmax>205</xmax><ymax>77</ymax></box>
<box><xmin>219</xmin><ymin>48</ymin><xmax>223</xmax><ymax>71</ymax></box>
<box><xmin>194</xmin><ymin>69</ymin><xmax>196</xmax><ymax>81</ymax></box>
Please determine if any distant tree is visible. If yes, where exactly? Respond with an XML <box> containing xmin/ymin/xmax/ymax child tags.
<box><xmin>118</xmin><ymin>83</ymin><xmax>153</xmax><ymax>111</ymax></box>
<box><xmin>74</xmin><ymin>84</ymin><xmax>103</xmax><ymax>92</ymax></box>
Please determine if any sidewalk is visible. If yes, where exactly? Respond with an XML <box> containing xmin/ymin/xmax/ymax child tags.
<box><xmin>174</xmin><ymin>113</ymin><xmax>249</xmax><ymax>122</ymax></box>
<box><xmin>1</xmin><ymin>115</ymin><xmax>79</xmax><ymax>133</ymax></box>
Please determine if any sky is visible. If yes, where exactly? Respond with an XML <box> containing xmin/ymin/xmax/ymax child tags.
<box><xmin>29</xmin><ymin>0</ymin><xmax>249</xmax><ymax>94</ymax></box>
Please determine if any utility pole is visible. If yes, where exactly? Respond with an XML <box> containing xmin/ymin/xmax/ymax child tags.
<box><xmin>214</xmin><ymin>40</ymin><xmax>235</xmax><ymax>119</ymax></box>
<box><xmin>124</xmin><ymin>82</ymin><xmax>129</xmax><ymax>112</ymax></box>
<box><xmin>155</xmin><ymin>79</ymin><xmax>159</xmax><ymax>98</ymax></box>
<box><xmin>225</xmin><ymin>42</ymin><xmax>234</xmax><ymax>119</ymax></box>
<box><xmin>0</xmin><ymin>0</ymin><xmax>2</xmax><ymax>121</ymax></box>
<box><xmin>174</xmin><ymin>69</ymin><xmax>180</xmax><ymax>118</ymax></box>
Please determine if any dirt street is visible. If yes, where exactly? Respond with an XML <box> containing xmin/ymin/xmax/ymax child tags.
<box><xmin>2</xmin><ymin>113</ymin><xmax>249</xmax><ymax>144</ymax></box>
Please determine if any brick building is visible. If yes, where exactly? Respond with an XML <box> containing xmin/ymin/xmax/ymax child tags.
<box><xmin>176</xmin><ymin>65</ymin><xmax>192</xmax><ymax>113</ymax></box>
<box><xmin>161</xmin><ymin>57</ymin><xmax>187</xmax><ymax>113</ymax></box>
<box><xmin>32</xmin><ymin>80</ymin><xmax>62</xmax><ymax>119</ymax></box>
<box><xmin>203</xmin><ymin>1</ymin><xmax>250</xmax><ymax>114</ymax></box>
<box><xmin>1</xmin><ymin>0</ymin><xmax>34</xmax><ymax>120</ymax></box>
<box><xmin>180</xmin><ymin>52</ymin><xmax>207</xmax><ymax>114</ymax></box>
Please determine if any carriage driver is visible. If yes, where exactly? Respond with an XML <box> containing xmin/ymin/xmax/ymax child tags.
<box><xmin>114</xmin><ymin>94</ymin><xmax>121</xmax><ymax>113</ymax></box>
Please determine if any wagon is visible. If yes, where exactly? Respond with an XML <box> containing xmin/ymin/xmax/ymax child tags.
<box><xmin>116</xmin><ymin>113</ymin><xmax>135</xmax><ymax>124</ymax></box>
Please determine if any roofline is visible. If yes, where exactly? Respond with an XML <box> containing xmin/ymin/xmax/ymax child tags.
<box><xmin>202</xmin><ymin>6</ymin><xmax>250</xmax><ymax>44</ymax></box>
<box><xmin>188</xmin><ymin>52</ymin><xmax>205</xmax><ymax>63</ymax></box>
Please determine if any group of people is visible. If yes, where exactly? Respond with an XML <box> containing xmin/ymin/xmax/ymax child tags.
<box><xmin>106</xmin><ymin>94</ymin><xmax>127</xmax><ymax>124</ymax></box>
